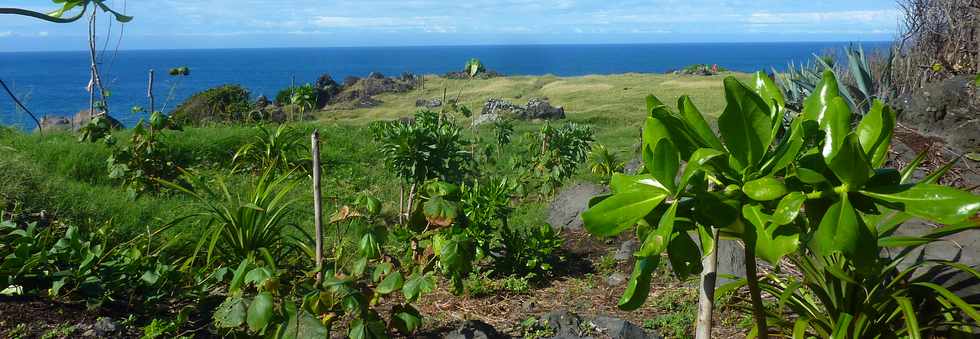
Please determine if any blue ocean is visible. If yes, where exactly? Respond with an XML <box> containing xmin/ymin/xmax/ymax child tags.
<box><xmin>0</xmin><ymin>42</ymin><xmax>889</xmax><ymax>129</ymax></box>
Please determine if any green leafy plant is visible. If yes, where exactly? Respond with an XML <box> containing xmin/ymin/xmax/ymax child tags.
<box><xmin>775</xmin><ymin>44</ymin><xmax>893</xmax><ymax>115</ymax></box>
<box><xmin>498</xmin><ymin>224</ymin><xmax>563</xmax><ymax>277</ymax></box>
<box><xmin>465</xmin><ymin>58</ymin><xmax>486</xmax><ymax>77</ymax></box>
<box><xmin>106</xmin><ymin>111</ymin><xmax>183</xmax><ymax>197</ymax></box>
<box><xmin>581</xmin><ymin>70</ymin><xmax>980</xmax><ymax>338</ymax></box>
<box><xmin>0</xmin><ymin>1</ymin><xmax>132</xmax><ymax>23</ymax></box>
<box><xmin>588</xmin><ymin>144</ymin><xmax>625</xmax><ymax>183</ymax></box>
<box><xmin>519</xmin><ymin>123</ymin><xmax>594</xmax><ymax>195</ymax></box>
<box><xmin>232</xmin><ymin>124</ymin><xmax>309</xmax><ymax>174</ymax></box>
<box><xmin>160</xmin><ymin>169</ymin><xmax>306</xmax><ymax>267</ymax></box>
<box><xmin>170</xmin><ymin>85</ymin><xmax>252</xmax><ymax>125</ymax></box>
<box><xmin>289</xmin><ymin>83</ymin><xmax>318</xmax><ymax>114</ymax></box>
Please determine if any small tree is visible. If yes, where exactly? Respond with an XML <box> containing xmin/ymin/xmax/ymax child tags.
<box><xmin>582</xmin><ymin>70</ymin><xmax>980</xmax><ymax>338</ymax></box>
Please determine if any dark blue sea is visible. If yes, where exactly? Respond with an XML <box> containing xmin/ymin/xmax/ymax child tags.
<box><xmin>0</xmin><ymin>42</ymin><xmax>889</xmax><ymax>129</ymax></box>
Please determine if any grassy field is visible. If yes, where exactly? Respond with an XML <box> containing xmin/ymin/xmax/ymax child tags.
<box><xmin>0</xmin><ymin>72</ymin><xmax>749</xmax><ymax>337</ymax></box>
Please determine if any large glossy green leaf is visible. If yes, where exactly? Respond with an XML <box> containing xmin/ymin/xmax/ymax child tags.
<box><xmin>247</xmin><ymin>292</ymin><xmax>275</xmax><ymax>332</ymax></box>
<box><xmin>618</xmin><ymin>256</ymin><xmax>658</xmax><ymax>310</ymax></box>
<box><xmin>856</xmin><ymin>101</ymin><xmax>895</xmax><ymax>167</ymax></box>
<box><xmin>772</xmin><ymin>192</ymin><xmax>806</xmax><ymax>226</ymax></box>
<box><xmin>609</xmin><ymin>173</ymin><xmax>669</xmax><ymax>194</ymax></box>
<box><xmin>667</xmin><ymin>232</ymin><xmax>703</xmax><ymax>279</ymax></box>
<box><xmin>803</xmin><ymin>70</ymin><xmax>841</xmax><ymax>123</ymax></box>
<box><xmin>753</xmin><ymin>71</ymin><xmax>786</xmax><ymax>114</ymax></box>
<box><xmin>827</xmin><ymin>133</ymin><xmax>872</xmax><ymax>190</ymax></box>
<box><xmin>678</xmin><ymin>96</ymin><xmax>725</xmax><ymax>150</ymax></box>
<box><xmin>820</xmin><ymin>97</ymin><xmax>852</xmax><ymax>160</ymax></box>
<box><xmin>860</xmin><ymin>184</ymin><xmax>980</xmax><ymax>225</ymax></box>
<box><xmin>642</xmin><ymin>116</ymin><xmax>670</xmax><ymax>156</ymax></box>
<box><xmin>742</xmin><ymin>204</ymin><xmax>799</xmax><ymax>265</ymax></box>
<box><xmin>637</xmin><ymin>201</ymin><xmax>678</xmax><ymax>257</ymax></box>
<box><xmin>718</xmin><ymin>77</ymin><xmax>774</xmax><ymax>170</ymax></box>
<box><xmin>810</xmin><ymin>194</ymin><xmax>875</xmax><ymax>261</ymax></box>
<box><xmin>762</xmin><ymin>115</ymin><xmax>805</xmax><ymax>173</ymax></box>
<box><xmin>694</xmin><ymin>192</ymin><xmax>741</xmax><ymax>229</ymax></box>
<box><xmin>649</xmin><ymin>139</ymin><xmax>680</xmax><ymax>193</ymax></box>
<box><xmin>582</xmin><ymin>188</ymin><xmax>669</xmax><ymax>237</ymax></box>
<box><xmin>742</xmin><ymin>176</ymin><xmax>788</xmax><ymax>201</ymax></box>
<box><xmin>678</xmin><ymin>148</ymin><xmax>725</xmax><ymax>192</ymax></box>
<box><xmin>391</xmin><ymin>304</ymin><xmax>423</xmax><ymax>334</ymax></box>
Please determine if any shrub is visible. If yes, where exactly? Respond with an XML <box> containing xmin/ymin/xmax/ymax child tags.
<box><xmin>170</xmin><ymin>85</ymin><xmax>253</xmax><ymax>125</ymax></box>
<box><xmin>465</xmin><ymin>58</ymin><xmax>486</xmax><ymax>77</ymax></box>
<box><xmin>232</xmin><ymin>125</ymin><xmax>309</xmax><ymax>174</ymax></box>
<box><xmin>581</xmin><ymin>70</ymin><xmax>980</xmax><ymax>338</ymax></box>
<box><xmin>105</xmin><ymin>111</ymin><xmax>183</xmax><ymax>197</ymax></box>
<box><xmin>588</xmin><ymin>144</ymin><xmax>624</xmax><ymax>183</ymax></box>
<box><xmin>519</xmin><ymin>123</ymin><xmax>594</xmax><ymax>195</ymax></box>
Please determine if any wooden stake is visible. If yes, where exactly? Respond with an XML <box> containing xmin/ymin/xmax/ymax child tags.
<box><xmin>311</xmin><ymin>129</ymin><xmax>324</xmax><ymax>283</ymax></box>
<box><xmin>148</xmin><ymin>69</ymin><xmax>155</xmax><ymax>113</ymax></box>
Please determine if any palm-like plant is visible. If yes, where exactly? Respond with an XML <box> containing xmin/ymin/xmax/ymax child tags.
<box><xmin>160</xmin><ymin>170</ymin><xmax>306</xmax><ymax>266</ymax></box>
<box><xmin>588</xmin><ymin>144</ymin><xmax>624</xmax><ymax>183</ymax></box>
<box><xmin>232</xmin><ymin>125</ymin><xmax>309</xmax><ymax>174</ymax></box>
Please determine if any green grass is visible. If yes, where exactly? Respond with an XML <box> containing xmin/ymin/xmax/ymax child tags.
<box><xmin>1</xmin><ymin>73</ymin><xmax>736</xmax><ymax>250</ymax></box>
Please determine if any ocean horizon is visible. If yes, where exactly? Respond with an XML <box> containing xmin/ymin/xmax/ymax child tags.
<box><xmin>0</xmin><ymin>41</ymin><xmax>891</xmax><ymax>129</ymax></box>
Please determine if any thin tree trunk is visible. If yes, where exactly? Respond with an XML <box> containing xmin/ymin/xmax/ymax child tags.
<box><xmin>399</xmin><ymin>184</ymin><xmax>405</xmax><ymax>224</ymax></box>
<box><xmin>88</xmin><ymin>10</ymin><xmax>109</xmax><ymax>118</ymax></box>
<box><xmin>406</xmin><ymin>182</ymin><xmax>417</xmax><ymax>217</ymax></box>
<box><xmin>744</xmin><ymin>242</ymin><xmax>768</xmax><ymax>339</ymax></box>
<box><xmin>695</xmin><ymin>229</ymin><xmax>720</xmax><ymax>339</ymax></box>
<box><xmin>311</xmin><ymin>130</ymin><xmax>324</xmax><ymax>283</ymax></box>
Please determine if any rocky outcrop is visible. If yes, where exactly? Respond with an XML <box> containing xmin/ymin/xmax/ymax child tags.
<box><xmin>896</xmin><ymin>75</ymin><xmax>979</xmax><ymax>157</ymax></box>
<box><xmin>415</xmin><ymin>98</ymin><xmax>443</xmax><ymax>109</ymax></box>
<box><xmin>314</xmin><ymin>73</ymin><xmax>342</xmax><ymax>109</ymax></box>
<box><xmin>474</xmin><ymin>97</ymin><xmax>565</xmax><ymax>125</ymax></box>
<box><xmin>444</xmin><ymin>320</ymin><xmax>507</xmax><ymax>339</ymax></box>
<box><xmin>540</xmin><ymin>310</ymin><xmax>658</xmax><ymax>339</ymax></box>
<box><xmin>446</xmin><ymin>70</ymin><xmax>502</xmax><ymax>80</ymax></box>
<box><xmin>328</xmin><ymin>72</ymin><xmax>416</xmax><ymax>109</ymax></box>
<box><xmin>35</xmin><ymin>116</ymin><xmax>72</xmax><ymax>132</ymax></box>
<box><xmin>547</xmin><ymin>183</ymin><xmax>608</xmax><ymax>231</ymax></box>
<box><xmin>71</xmin><ymin>109</ymin><xmax>122</xmax><ymax>131</ymax></box>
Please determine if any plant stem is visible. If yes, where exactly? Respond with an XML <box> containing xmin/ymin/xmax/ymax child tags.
<box><xmin>744</xmin><ymin>242</ymin><xmax>768</xmax><ymax>339</ymax></box>
<box><xmin>0</xmin><ymin>78</ymin><xmax>42</xmax><ymax>133</ymax></box>
<box><xmin>695</xmin><ymin>228</ymin><xmax>720</xmax><ymax>339</ymax></box>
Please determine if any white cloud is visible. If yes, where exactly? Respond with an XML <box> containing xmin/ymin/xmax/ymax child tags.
<box><xmin>0</xmin><ymin>31</ymin><xmax>11</xmax><ymax>37</ymax></box>
<box><xmin>38</xmin><ymin>31</ymin><xmax>49</xmax><ymax>37</ymax></box>
<box><xmin>747</xmin><ymin>10</ymin><xmax>899</xmax><ymax>25</ymax></box>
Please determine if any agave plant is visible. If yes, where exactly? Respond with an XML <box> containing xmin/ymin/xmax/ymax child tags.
<box><xmin>775</xmin><ymin>44</ymin><xmax>894</xmax><ymax>116</ymax></box>
<box><xmin>581</xmin><ymin>69</ymin><xmax>980</xmax><ymax>338</ymax></box>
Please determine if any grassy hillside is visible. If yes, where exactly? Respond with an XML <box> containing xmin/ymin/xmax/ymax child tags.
<box><xmin>324</xmin><ymin>73</ymin><xmax>740</xmax><ymax>153</ymax></box>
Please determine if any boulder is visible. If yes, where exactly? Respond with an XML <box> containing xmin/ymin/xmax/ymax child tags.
<box><xmin>367</xmin><ymin>71</ymin><xmax>385</xmax><ymax>79</ymax></box>
<box><xmin>314</xmin><ymin>73</ymin><xmax>342</xmax><ymax>108</ymax></box>
<box><xmin>547</xmin><ymin>183</ymin><xmax>608</xmax><ymax>231</ymax></box>
<box><xmin>342</xmin><ymin>76</ymin><xmax>360</xmax><ymax>87</ymax></box>
<box><xmin>444</xmin><ymin>320</ymin><xmax>506</xmax><ymax>339</ymax></box>
<box><xmin>614</xmin><ymin>240</ymin><xmax>638</xmax><ymax>262</ymax></box>
<box><xmin>71</xmin><ymin>109</ymin><xmax>122</xmax><ymax>131</ymax></box>
<box><xmin>255</xmin><ymin>95</ymin><xmax>271</xmax><ymax>109</ymax></box>
<box><xmin>479</xmin><ymin>97</ymin><xmax>566</xmax><ymax>122</ymax></box>
<box><xmin>472</xmin><ymin>113</ymin><xmax>501</xmax><ymax>126</ymax></box>
<box><xmin>523</xmin><ymin>97</ymin><xmax>565</xmax><ymax>120</ymax></box>
<box><xmin>604</xmin><ymin>272</ymin><xmax>627</xmax><ymax>286</ymax></box>
<box><xmin>540</xmin><ymin>310</ymin><xmax>658</xmax><ymax>339</ymax></box>
<box><xmin>896</xmin><ymin>75</ymin><xmax>979</xmax><ymax>156</ymax></box>
<box><xmin>329</xmin><ymin>73</ymin><xmax>415</xmax><ymax>108</ymax></box>
<box><xmin>35</xmin><ymin>116</ymin><xmax>72</xmax><ymax>132</ymax></box>
<box><xmin>415</xmin><ymin>98</ymin><xmax>443</xmax><ymax>109</ymax></box>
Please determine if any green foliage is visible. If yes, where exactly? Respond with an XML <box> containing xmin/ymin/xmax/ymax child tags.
<box><xmin>465</xmin><ymin>58</ymin><xmax>486</xmax><ymax>77</ymax></box>
<box><xmin>160</xmin><ymin>169</ymin><xmax>305</xmax><ymax>266</ymax></box>
<box><xmin>775</xmin><ymin>44</ymin><xmax>892</xmax><ymax>115</ymax></box>
<box><xmin>0</xmin><ymin>0</ymin><xmax>132</xmax><ymax>23</ymax></box>
<box><xmin>588</xmin><ymin>144</ymin><xmax>624</xmax><ymax>183</ymax></box>
<box><xmin>371</xmin><ymin>110</ymin><xmax>473</xmax><ymax>185</ymax></box>
<box><xmin>232</xmin><ymin>125</ymin><xmax>309</xmax><ymax>174</ymax></box>
<box><xmin>581</xmin><ymin>70</ymin><xmax>980</xmax><ymax>337</ymax></box>
<box><xmin>518</xmin><ymin>123</ymin><xmax>594</xmax><ymax>195</ymax></box>
<box><xmin>498</xmin><ymin>224</ymin><xmax>563</xmax><ymax>277</ymax></box>
<box><xmin>288</xmin><ymin>84</ymin><xmax>318</xmax><ymax>113</ymax></box>
<box><xmin>492</xmin><ymin>119</ymin><xmax>514</xmax><ymax>147</ymax></box>
<box><xmin>170</xmin><ymin>85</ymin><xmax>253</xmax><ymax>125</ymax></box>
<box><xmin>106</xmin><ymin>111</ymin><xmax>183</xmax><ymax>197</ymax></box>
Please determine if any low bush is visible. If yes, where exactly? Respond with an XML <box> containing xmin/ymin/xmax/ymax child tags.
<box><xmin>170</xmin><ymin>84</ymin><xmax>253</xmax><ymax>125</ymax></box>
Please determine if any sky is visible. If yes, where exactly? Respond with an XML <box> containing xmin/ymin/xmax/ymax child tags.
<box><xmin>0</xmin><ymin>0</ymin><xmax>902</xmax><ymax>52</ymax></box>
